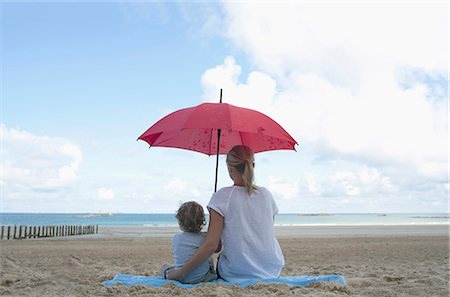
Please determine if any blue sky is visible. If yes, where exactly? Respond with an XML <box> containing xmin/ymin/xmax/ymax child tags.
<box><xmin>2</xmin><ymin>2</ymin><xmax>448</xmax><ymax>213</ymax></box>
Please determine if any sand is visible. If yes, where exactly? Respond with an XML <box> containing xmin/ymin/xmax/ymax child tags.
<box><xmin>1</xmin><ymin>226</ymin><xmax>449</xmax><ymax>296</ymax></box>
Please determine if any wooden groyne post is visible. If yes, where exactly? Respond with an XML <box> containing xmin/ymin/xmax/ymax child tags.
<box><xmin>0</xmin><ymin>224</ymin><xmax>98</xmax><ymax>240</ymax></box>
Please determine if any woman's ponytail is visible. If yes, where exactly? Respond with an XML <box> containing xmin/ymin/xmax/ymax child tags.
<box><xmin>227</xmin><ymin>145</ymin><xmax>256</xmax><ymax>194</ymax></box>
<box><xmin>242</xmin><ymin>159</ymin><xmax>255</xmax><ymax>194</ymax></box>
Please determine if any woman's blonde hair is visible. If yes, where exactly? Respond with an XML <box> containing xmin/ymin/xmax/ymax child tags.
<box><xmin>175</xmin><ymin>201</ymin><xmax>205</xmax><ymax>233</ymax></box>
<box><xmin>226</xmin><ymin>145</ymin><xmax>256</xmax><ymax>194</ymax></box>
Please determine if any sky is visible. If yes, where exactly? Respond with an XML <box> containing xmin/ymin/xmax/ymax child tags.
<box><xmin>1</xmin><ymin>1</ymin><xmax>449</xmax><ymax>214</ymax></box>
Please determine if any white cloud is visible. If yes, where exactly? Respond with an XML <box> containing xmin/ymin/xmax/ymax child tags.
<box><xmin>164</xmin><ymin>177</ymin><xmax>188</xmax><ymax>193</ymax></box>
<box><xmin>201</xmin><ymin>57</ymin><xmax>447</xmax><ymax>181</ymax></box>
<box><xmin>331</xmin><ymin>171</ymin><xmax>361</xmax><ymax>197</ymax></box>
<box><xmin>268</xmin><ymin>175</ymin><xmax>300</xmax><ymax>200</ymax></box>
<box><xmin>164</xmin><ymin>177</ymin><xmax>202</xmax><ymax>199</ymax></box>
<box><xmin>202</xmin><ymin>56</ymin><xmax>276</xmax><ymax>114</ymax></box>
<box><xmin>200</xmin><ymin>3</ymin><xmax>448</xmax><ymax>210</ymax></box>
<box><xmin>97</xmin><ymin>187</ymin><xmax>115</xmax><ymax>201</ymax></box>
<box><xmin>222</xmin><ymin>3</ymin><xmax>447</xmax><ymax>77</ymax></box>
<box><xmin>328</xmin><ymin>166</ymin><xmax>399</xmax><ymax>198</ymax></box>
<box><xmin>304</xmin><ymin>172</ymin><xmax>322</xmax><ymax>195</ymax></box>
<box><xmin>2</xmin><ymin>124</ymin><xmax>82</xmax><ymax>192</ymax></box>
<box><xmin>359</xmin><ymin>167</ymin><xmax>380</xmax><ymax>185</ymax></box>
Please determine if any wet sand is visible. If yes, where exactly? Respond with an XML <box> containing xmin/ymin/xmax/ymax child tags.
<box><xmin>95</xmin><ymin>224</ymin><xmax>449</xmax><ymax>238</ymax></box>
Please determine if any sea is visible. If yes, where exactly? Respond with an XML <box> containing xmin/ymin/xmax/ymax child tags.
<box><xmin>0</xmin><ymin>213</ymin><xmax>449</xmax><ymax>227</ymax></box>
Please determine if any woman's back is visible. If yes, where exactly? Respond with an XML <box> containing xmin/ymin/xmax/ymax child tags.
<box><xmin>207</xmin><ymin>185</ymin><xmax>284</xmax><ymax>282</ymax></box>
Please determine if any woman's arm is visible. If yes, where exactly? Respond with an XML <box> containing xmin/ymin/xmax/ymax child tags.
<box><xmin>166</xmin><ymin>209</ymin><xmax>224</xmax><ymax>281</ymax></box>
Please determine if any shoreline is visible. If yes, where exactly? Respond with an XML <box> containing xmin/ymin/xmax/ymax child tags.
<box><xmin>55</xmin><ymin>224</ymin><xmax>450</xmax><ymax>239</ymax></box>
<box><xmin>2</xmin><ymin>225</ymin><xmax>446</xmax><ymax>241</ymax></box>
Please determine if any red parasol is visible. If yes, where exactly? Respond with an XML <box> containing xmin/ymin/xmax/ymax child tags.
<box><xmin>138</xmin><ymin>90</ymin><xmax>298</xmax><ymax>191</ymax></box>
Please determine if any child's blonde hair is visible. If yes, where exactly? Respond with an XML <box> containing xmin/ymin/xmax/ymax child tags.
<box><xmin>226</xmin><ymin>145</ymin><xmax>256</xmax><ymax>194</ymax></box>
<box><xmin>175</xmin><ymin>201</ymin><xmax>205</xmax><ymax>233</ymax></box>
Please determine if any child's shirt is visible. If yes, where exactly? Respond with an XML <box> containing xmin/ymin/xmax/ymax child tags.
<box><xmin>172</xmin><ymin>231</ymin><xmax>212</xmax><ymax>283</ymax></box>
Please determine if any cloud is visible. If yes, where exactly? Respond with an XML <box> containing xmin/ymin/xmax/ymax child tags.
<box><xmin>308</xmin><ymin>166</ymin><xmax>400</xmax><ymax>203</ymax></box>
<box><xmin>304</xmin><ymin>172</ymin><xmax>322</xmax><ymax>195</ymax></box>
<box><xmin>200</xmin><ymin>2</ymin><xmax>448</xmax><ymax>180</ymax></box>
<box><xmin>235</xmin><ymin>3</ymin><xmax>445</xmax><ymax>165</ymax></box>
<box><xmin>197</xmin><ymin>3</ymin><xmax>447</xmax><ymax>211</ymax></box>
<box><xmin>164</xmin><ymin>177</ymin><xmax>202</xmax><ymax>199</ymax></box>
<box><xmin>97</xmin><ymin>187</ymin><xmax>115</xmax><ymax>201</ymax></box>
<box><xmin>2</xmin><ymin>124</ymin><xmax>82</xmax><ymax>193</ymax></box>
<box><xmin>202</xmin><ymin>56</ymin><xmax>276</xmax><ymax>115</ymax></box>
<box><xmin>164</xmin><ymin>177</ymin><xmax>188</xmax><ymax>193</ymax></box>
<box><xmin>222</xmin><ymin>3</ymin><xmax>447</xmax><ymax>77</ymax></box>
<box><xmin>330</xmin><ymin>171</ymin><xmax>361</xmax><ymax>197</ymax></box>
<box><xmin>268</xmin><ymin>176</ymin><xmax>300</xmax><ymax>200</ymax></box>
<box><xmin>201</xmin><ymin>59</ymin><xmax>447</xmax><ymax>182</ymax></box>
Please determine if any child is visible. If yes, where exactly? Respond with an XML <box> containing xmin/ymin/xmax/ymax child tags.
<box><xmin>162</xmin><ymin>201</ymin><xmax>218</xmax><ymax>284</ymax></box>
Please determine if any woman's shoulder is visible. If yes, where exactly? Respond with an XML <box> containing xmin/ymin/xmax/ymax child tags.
<box><xmin>209</xmin><ymin>186</ymin><xmax>234</xmax><ymax>206</ymax></box>
<box><xmin>253</xmin><ymin>186</ymin><xmax>275</xmax><ymax>201</ymax></box>
<box><xmin>214</xmin><ymin>186</ymin><xmax>235</xmax><ymax>196</ymax></box>
<box><xmin>254</xmin><ymin>186</ymin><xmax>271</xmax><ymax>195</ymax></box>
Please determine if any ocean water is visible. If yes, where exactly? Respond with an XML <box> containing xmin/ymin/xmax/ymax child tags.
<box><xmin>0</xmin><ymin>213</ymin><xmax>449</xmax><ymax>227</ymax></box>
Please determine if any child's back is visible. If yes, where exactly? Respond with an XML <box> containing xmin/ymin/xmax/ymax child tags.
<box><xmin>172</xmin><ymin>231</ymin><xmax>215</xmax><ymax>283</ymax></box>
<box><xmin>162</xmin><ymin>201</ymin><xmax>217</xmax><ymax>284</ymax></box>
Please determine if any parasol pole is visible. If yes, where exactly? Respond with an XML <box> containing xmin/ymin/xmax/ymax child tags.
<box><xmin>214</xmin><ymin>89</ymin><xmax>223</xmax><ymax>192</ymax></box>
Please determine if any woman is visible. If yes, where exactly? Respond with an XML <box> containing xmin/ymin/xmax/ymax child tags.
<box><xmin>167</xmin><ymin>145</ymin><xmax>284</xmax><ymax>282</ymax></box>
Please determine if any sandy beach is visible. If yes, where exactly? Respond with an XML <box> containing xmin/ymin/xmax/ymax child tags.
<box><xmin>1</xmin><ymin>225</ymin><xmax>448</xmax><ymax>296</ymax></box>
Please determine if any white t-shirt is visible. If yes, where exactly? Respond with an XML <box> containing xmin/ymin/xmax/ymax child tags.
<box><xmin>172</xmin><ymin>232</ymin><xmax>212</xmax><ymax>283</ymax></box>
<box><xmin>207</xmin><ymin>185</ymin><xmax>285</xmax><ymax>282</ymax></box>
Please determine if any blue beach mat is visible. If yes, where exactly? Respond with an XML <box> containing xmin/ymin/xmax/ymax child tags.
<box><xmin>103</xmin><ymin>274</ymin><xmax>346</xmax><ymax>288</ymax></box>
